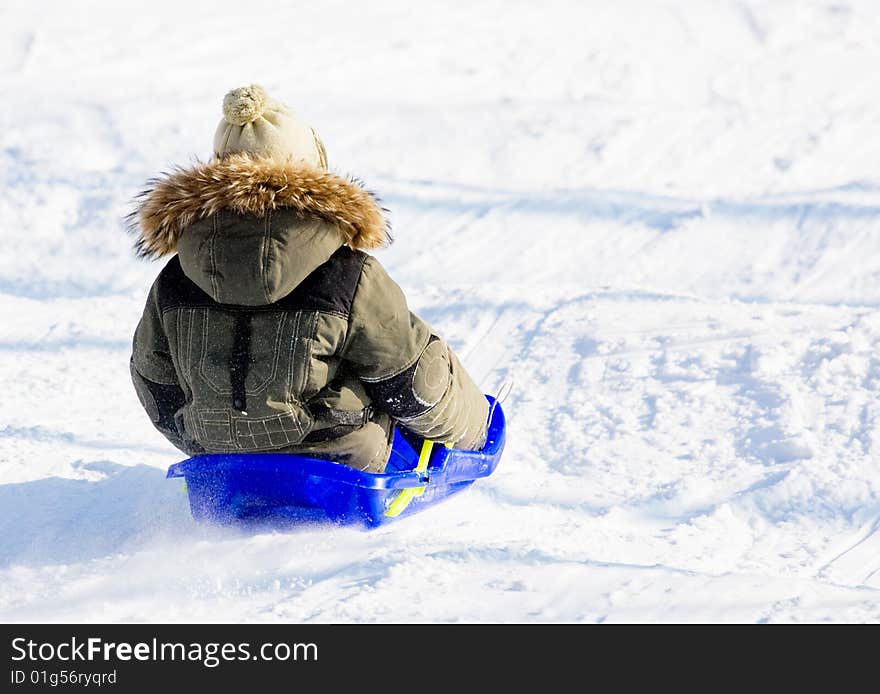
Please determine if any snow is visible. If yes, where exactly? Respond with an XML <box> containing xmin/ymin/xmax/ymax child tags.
<box><xmin>2</xmin><ymin>0</ymin><xmax>880</xmax><ymax>622</ymax></box>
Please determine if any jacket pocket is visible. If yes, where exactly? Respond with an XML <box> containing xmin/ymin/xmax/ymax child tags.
<box><xmin>196</xmin><ymin>409</ymin><xmax>234</xmax><ymax>445</ymax></box>
<box><xmin>232</xmin><ymin>406</ymin><xmax>313</xmax><ymax>450</ymax></box>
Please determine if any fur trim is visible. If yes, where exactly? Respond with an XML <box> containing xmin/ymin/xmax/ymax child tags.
<box><xmin>130</xmin><ymin>154</ymin><xmax>391</xmax><ymax>258</ymax></box>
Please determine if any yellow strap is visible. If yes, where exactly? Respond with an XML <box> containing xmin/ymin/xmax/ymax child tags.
<box><xmin>385</xmin><ymin>439</ymin><xmax>434</xmax><ymax>517</ymax></box>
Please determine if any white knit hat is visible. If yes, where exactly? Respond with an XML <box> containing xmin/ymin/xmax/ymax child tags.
<box><xmin>213</xmin><ymin>84</ymin><xmax>327</xmax><ymax>169</ymax></box>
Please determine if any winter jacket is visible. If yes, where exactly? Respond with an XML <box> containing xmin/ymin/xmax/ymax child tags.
<box><xmin>129</xmin><ymin>154</ymin><xmax>488</xmax><ymax>472</ymax></box>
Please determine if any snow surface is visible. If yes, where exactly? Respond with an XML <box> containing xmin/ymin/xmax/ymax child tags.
<box><xmin>2</xmin><ymin>0</ymin><xmax>880</xmax><ymax>622</ymax></box>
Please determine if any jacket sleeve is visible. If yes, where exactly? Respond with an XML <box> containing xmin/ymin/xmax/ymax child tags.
<box><xmin>130</xmin><ymin>281</ymin><xmax>188</xmax><ymax>452</ymax></box>
<box><xmin>343</xmin><ymin>256</ymin><xmax>489</xmax><ymax>449</ymax></box>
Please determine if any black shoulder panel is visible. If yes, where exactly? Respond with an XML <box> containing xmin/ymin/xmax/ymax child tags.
<box><xmin>155</xmin><ymin>247</ymin><xmax>367</xmax><ymax>317</ymax></box>
<box><xmin>155</xmin><ymin>256</ymin><xmax>215</xmax><ymax>314</ymax></box>
<box><xmin>274</xmin><ymin>246</ymin><xmax>367</xmax><ymax>316</ymax></box>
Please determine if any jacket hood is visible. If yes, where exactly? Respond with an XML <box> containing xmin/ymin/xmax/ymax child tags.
<box><xmin>130</xmin><ymin>154</ymin><xmax>391</xmax><ymax>305</ymax></box>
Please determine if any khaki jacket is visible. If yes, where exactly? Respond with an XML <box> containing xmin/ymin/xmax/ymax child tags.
<box><xmin>130</xmin><ymin>154</ymin><xmax>488</xmax><ymax>471</ymax></box>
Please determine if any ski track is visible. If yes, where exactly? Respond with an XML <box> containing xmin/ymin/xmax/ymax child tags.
<box><xmin>2</xmin><ymin>0</ymin><xmax>880</xmax><ymax>622</ymax></box>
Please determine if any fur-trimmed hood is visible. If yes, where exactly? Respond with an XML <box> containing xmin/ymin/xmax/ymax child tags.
<box><xmin>131</xmin><ymin>153</ymin><xmax>390</xmax><ymax>258</ymax></box>
<box><xmin>130</xmin><ymin>154</ymin><xmax>391</xmax><ymax>306</ymax></box>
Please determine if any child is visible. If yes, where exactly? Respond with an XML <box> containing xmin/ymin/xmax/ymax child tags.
<box><xmin>129</xmin><ymin>85</ymin><xmax>489</xmax><ymax>472</ymax></box>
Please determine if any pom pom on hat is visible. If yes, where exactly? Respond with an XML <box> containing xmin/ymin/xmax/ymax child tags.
<box><xmin>213</xmin><ymin>84</ymin><xmax>327</xmax><ymax>169</ymax></box>
<box><xmin>222</xmin><ymin>84</ymin><xmax>268</xmax><ymax>126</ymax></box>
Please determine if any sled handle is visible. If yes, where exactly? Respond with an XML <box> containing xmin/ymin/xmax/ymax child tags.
<box><xmin>385</xmin><ymin>439</ymin><xmax>435</xmax><ymax>517</ymax></box>
<box><xmin>496</xmin><ymin>380</ymin><xmax>514</xmax><ymax>404</ymax></box>
<box><xmin>488</xmin><ymin>380</ymin><xmax>513</xmax><ymax>425</ymax></box>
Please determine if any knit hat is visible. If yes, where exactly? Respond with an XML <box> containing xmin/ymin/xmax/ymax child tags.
<box><xmin>213</xmin><ymin>84</ymin><xmax>328</xmax><ymax>169</ymax></box>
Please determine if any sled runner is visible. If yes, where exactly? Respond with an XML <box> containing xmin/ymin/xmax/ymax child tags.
<box><xmin>167</xmin><ymin>395</ymin><xmax>506</xmax><ymax>528</ymax></box>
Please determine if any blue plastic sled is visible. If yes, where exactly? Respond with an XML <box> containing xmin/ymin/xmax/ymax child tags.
<box><xmin>167</xmin><ymin>396</ymin><xmax>506</xmax><ymax>528</ymax></box>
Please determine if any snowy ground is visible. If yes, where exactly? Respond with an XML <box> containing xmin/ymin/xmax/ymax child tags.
<box><xmin>2</xmin><ymin>0</ymin><xmax>880</xmax><ymax>622</ymax></box>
